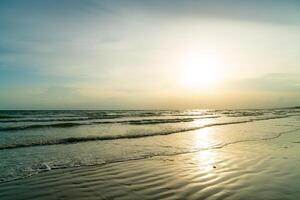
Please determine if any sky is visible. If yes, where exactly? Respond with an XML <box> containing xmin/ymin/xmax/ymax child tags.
<box><xmin>0</xmin><ymin>0</ymin><xmax>300</xmax><ymax>109</ymax></box>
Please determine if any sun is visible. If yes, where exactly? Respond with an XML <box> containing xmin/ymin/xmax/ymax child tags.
<box><xmin>181</xmin><ymin>52</ymin><xmax>222</xmax><ymax>89</ymax></box>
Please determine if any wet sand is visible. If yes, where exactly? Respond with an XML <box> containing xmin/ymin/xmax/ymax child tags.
<box><xmin>1</xmin><ymin>126</ymin><xmax>300</xmax><ymax>200</ymax></box>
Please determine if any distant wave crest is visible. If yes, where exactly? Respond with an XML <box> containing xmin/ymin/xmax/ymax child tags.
<box><xmin>0</xmin><ymin>116</ymin><xmax>219</xmax><ymax>131</ymax></box>
<box><xmin>0</xmin><ymin>116</ymin><xmax>290</xmax><ymax>150</ymax></box>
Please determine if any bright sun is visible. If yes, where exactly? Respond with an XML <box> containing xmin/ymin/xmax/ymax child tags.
<box><xmin>181</xmin><ymin>52</ymin><xmax>222</xmax><ymax>89</ymax></box>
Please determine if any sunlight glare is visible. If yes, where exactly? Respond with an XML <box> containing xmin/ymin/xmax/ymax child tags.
<box><xmin>181</xmin><ymin>51</ymin><xmax>223</xmax><ymax>89</ymax></box>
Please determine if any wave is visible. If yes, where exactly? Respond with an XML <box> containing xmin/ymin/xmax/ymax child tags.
<box><xmin>0</xmin><ymin>115</ymin><xmax>17</xmax><ymax>119</ymax></box>
<box><xmin>0</xmin><ymin>116</ymin><xmax>290</xmax><ymax>151</ymax></box>
<box><xmin>219</xmin><ymin>110</ymin><xmax>264</xmax><ymax>117</ymax></box>
<box><xmin>0</xmin><ymin>118</ymin><xmax>89</xmax><ymax>123</ymax></box>
<box><xmin>123</xmin><ymin>116</ymin><xmax>219</xmax><ymax>125</ymax></box>
<box><xmin>0</xmin><ymin>113</ymin><xmax>214</xmax><ymax>123</ymax></box>
<box><xmin>0</xmin><ymin>116</ymin><xmax>219</xmax><ymax>131</ymax></box>
<box><xmin>0</xmin><ymin>122</ymin><xmax>86</xmax><ymax>131</ymax></box>
<box><xmin>0</xmin><ymin>110</ymin><xmax>176</xmax><ymax>122</ymax></box>
<box><xmin>0</xmin><ymin>115</ymin><xmax>124</xmax><ymax>123</ymax></box>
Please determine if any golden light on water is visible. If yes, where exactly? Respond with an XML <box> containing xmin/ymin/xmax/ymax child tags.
<box><xmin>180</xmin><ymin>51</ymin><xmax>223</xmax><ymax>89</ymax></box>
<box><xmin>194</xmin><ymin>128</ymin><xmax>214</xmax><ymax>149</ymax></box>
<box><xmin>192</xmin><ymin>128</ymin><xmax>218</xmax><ymax>171</ymax></box>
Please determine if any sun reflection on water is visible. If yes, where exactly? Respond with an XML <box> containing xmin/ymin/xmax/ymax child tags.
<box><xmin>191</xmin><ymin>128</ymin><xmax>219</xmax><ymax>171</ymax></box>
<box><xmin>194</xmin><ymin>128</ymin><xmax>215</xmax><ymax>149</ymax></box>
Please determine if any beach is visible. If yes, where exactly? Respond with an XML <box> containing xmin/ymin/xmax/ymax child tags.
<box><xmin>0</xmin><ymin>109</ymin><xmax>300</xmax><ymax>199</ymax></box>
<box><xmin>2</xmin><ymin>0</ymin><xmax>300</xmax><ymax>199</ymax></box>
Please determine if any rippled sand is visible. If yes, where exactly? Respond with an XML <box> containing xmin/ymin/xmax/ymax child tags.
<box><xmin>1</xmin><ymin>125</ymin><xmax>300</xmax><ymax>200</ymax></box>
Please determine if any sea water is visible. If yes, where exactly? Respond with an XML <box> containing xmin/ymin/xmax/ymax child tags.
<box><xmin>0</xmin><ymin>108</ymin><xmax>299</xmax><ymax>182</ymax></box>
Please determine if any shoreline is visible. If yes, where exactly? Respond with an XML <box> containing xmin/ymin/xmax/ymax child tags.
<box><xmin>1</xmin><ymin>127</ymin><xmax>300</xmax><ymax>200</ymax></box>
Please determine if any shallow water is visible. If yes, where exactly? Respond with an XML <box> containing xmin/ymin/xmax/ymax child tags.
<box><xmin>0</xmin><ymin>112</ymin><xmax>300</xmax><ymax>199</ymax></box>
<box><xmin>0</xmin><ymin>108</ymin><xmax>299</xmax><ymax>184</ymax></box>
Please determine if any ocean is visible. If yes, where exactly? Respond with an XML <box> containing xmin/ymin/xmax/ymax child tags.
<box><xmin>0</xmin><ymin>108</ymin><xmax>300</xmax><ymax>199</ymax></box>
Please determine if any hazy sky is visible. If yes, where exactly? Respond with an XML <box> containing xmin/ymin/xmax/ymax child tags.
<box><xmin>1</xmin><ymin>0</ymin><xmax>300</xmax><ymax>109</ymax></box>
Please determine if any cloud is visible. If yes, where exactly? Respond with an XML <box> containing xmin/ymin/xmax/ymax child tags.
<box><xmin>235</xmin><ymin>73</ymin><xmax>300</xmax><ymax>92</ymax></box>
<box><xmin>101</xmin><ymin>0</ymin><xmax>300</xmax><ymax>25</ymax></box>
<box><xmin>1</xmin><ymin>1</ymin><xmax>300</xmax><ymax>109</ymax></box>
<box><xmin>44</xmin><ymin>86</ymin><xmax>79</xmax><ymax>97</ymax></box>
